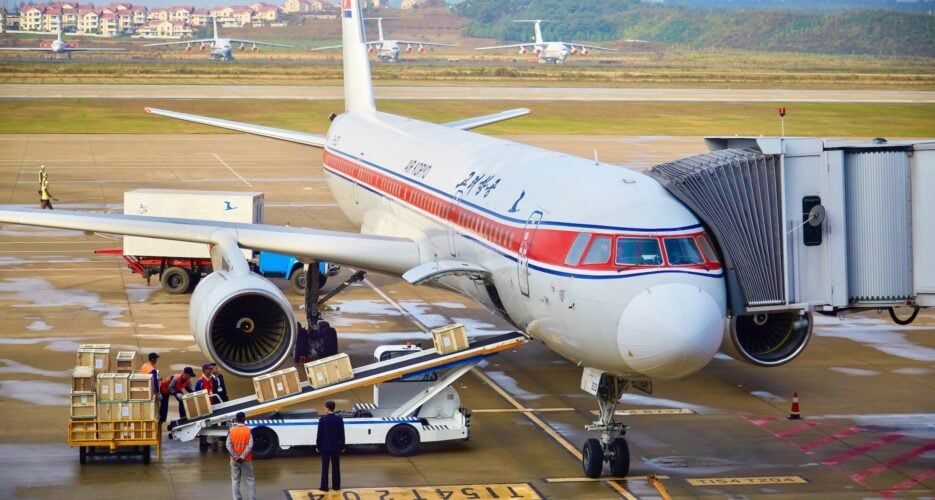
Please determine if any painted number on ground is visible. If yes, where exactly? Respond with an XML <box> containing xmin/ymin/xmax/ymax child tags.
<box><xmin>686</xmin><ymin>476</ymin><xmax>808</xmax><ymax>486</ymax></box>
<box><xmin>286</xmin><ymin>484</ymin><xmax>541</xmax><ymax>500</ymax></box>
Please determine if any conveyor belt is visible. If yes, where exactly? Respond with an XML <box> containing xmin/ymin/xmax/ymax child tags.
<box><xmin>168</xmin><ymin>331</ymin><xmax>527</xmax><ymax>439</ymax></box>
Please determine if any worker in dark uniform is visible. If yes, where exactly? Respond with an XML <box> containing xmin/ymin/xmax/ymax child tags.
<box><xmin>212</xmin><ymin>364</ymin><xmax>229</xmax><ymax>403</ymax></box>
<box><xmin>316</xmin><ymin>400</ymin><xmax>345</xmax><ymax>492</ymax></box>
<box><xmin>159</xmin><ymin>366</ymin><xmax>194</xmax><ymax>423</ymax></box>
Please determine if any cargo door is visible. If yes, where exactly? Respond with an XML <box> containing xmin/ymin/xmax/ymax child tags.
<box><xmin>446</xmin><ymin>190</ymin><xmax>463</xmax><ymax>257</ymax></box>
<box><xmin>517</xmin><ymin>211</ymin><xmax>542</xmax><ymax>297</ymax></box>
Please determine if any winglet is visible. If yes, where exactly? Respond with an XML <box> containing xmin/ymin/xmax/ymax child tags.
<box><xmin>341</xmin><ymin>0</ymin><xmax>376</xmax><ymax>114</ymax></box>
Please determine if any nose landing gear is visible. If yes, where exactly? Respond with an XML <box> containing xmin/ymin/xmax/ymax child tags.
<box><xmin>582</xmin><ymin>371</ymin><xmax>631</xmax><ymax>478</ymax></box>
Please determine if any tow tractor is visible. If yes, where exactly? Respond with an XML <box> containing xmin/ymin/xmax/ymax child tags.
<box><xmin>167</xmin><ymin>331</ymin><xmax>528</xmax><ymax>457</ymax></box>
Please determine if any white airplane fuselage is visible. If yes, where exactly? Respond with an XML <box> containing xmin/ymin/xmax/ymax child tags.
<box><xmin>211</xmin><ymin>39</ymin><xmax>234</xmax><ymax>60</ymax></box>
<box><xmin>373</xmin><ymin>41</ymin><xmax>400</xmax><ymax>62</ymax></box>
<box><xmin>322</xmin><ymin>112</ymin><xmax>728</xmax><ymax>380</ymax></box>
<box><xmin>537</xmin><ymin>42</ymin><xmax>569</xmax><ymax>63</ymax></box>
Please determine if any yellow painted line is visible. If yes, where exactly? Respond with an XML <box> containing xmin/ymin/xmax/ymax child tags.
<box><xmin>472</xmin><ymin>369</ymin><xmax>583</xmax><ymax>460</ymax></box>
<box><xmin>649</xmin><ymin>474</ymin><xmax>672</xmax><ymax>500</ymax></box>
<box><xmin>545</xmin><ymin>475</ymin><xmax>670</xmax><ymax>483</ymax></box>
<box><xmin>686</xmin><ymin>476</ymin><xmax>808</xmax><ymax>486</ymax></box>
<box><xmin>606</xmin><ymin>480</ymin><xmax>639</xmax><ymax>500</ymax></box>
<box><xmin>472</xmin><ymin>408</ymin><xmax>574</xmax><ymax>413</ymax></box>
<box><xmin>590</xmin><ymin>408</ymin><xmax>696</xmax><ymax>416</ymax></box>
<box><xmin>285</xmin><ymin>483</ymin><xmax>542</xmax><ymax>500</ymax></box>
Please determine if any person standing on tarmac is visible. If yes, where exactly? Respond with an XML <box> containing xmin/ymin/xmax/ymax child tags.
<box><xmin>159</xmin><ymin>366</ymin><xmax>194</xmax><ymax>423</ymax></box>
<box><xmin>139</xmin><ymin>352</ymin><xmax>160</xmax><ymax>394</ymax></box>
<box><xmin>316</xmin><ymin>400</ymin><xmax>345</xmax><ymax>492</ymax></box>
<box><xmin>212</xmin><ymin>364</ymin><xmax>229</xmax><ymax>403</ymax></box>
<box><xmin>228</xmin><ymin>411</ymin><xmax>256</xmax><ymax>500</ymax></box>
<box><xmin>195</xmin><ymin>363</ymin><xmax>218</xmax><ymax>451</ymax></box>
<box><xmin>39</xmin><ymin>178</ymin><xmax>56</xmax><ymax>210</ymax></box>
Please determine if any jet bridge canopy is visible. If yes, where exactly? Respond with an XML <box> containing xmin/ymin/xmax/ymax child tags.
<box><xmin>648</xmin><ymin>137</ymin><xmax>935</xmax><ymax>318</ymax></box>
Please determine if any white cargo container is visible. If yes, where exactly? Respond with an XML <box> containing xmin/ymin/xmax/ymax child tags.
<box><xmin>123</xmin><ymin>190</ymin><xmax>263</xmax><ymax>259</ymax></box>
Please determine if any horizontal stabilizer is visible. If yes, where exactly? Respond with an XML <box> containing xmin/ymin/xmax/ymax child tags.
<box><xmin>444</xmin><ymin>108</ymin><xmax>530</xmax><ymax>131</ymax></box>
<box><xmin>145</xmin><ymin>107</ymin><xmax>327</xmax><ymax>148</ymax></box>
<box><xmin>402</xmin><ymin>260</ymin><xmax>491</xmax><ymax>285</ymax></box>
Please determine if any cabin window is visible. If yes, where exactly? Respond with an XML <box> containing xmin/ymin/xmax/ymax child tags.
<box><xmin>564</xmin><ymin>233</ymin><xmax>591</xmax><ymax>265</ymax></box>
<box><xmin>582</xmin><ymin>236</ymin><xmax>612</xmax><ymax>265</ymax></box>
<box><xmin>616</xmin><ymin>238</ymin><xmax>662</xmax><ymax>266</ymax></box>
<box><xmin>663</xmin><ymin>237</ymin><xmax>704</xmax><ymax>265</ymax></box>
<box><xmin>698</xmin><ymin>233</ymin><xmax>720</xmax><ymax>263</ymax></box>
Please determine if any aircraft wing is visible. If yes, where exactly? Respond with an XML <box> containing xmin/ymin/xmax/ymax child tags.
<box><xmin>143</xmin><ymin>39</ymin><xmax>214</xmax><ymax>47</ymax></box>
<box><xmin>567</xmin><ymin>43</ymin><xmax>617</xmax><ymax>51</ymax></box>
<box><xmin>145</xmin><ymin>107</ymin><xmax>327</xmax><ymax>148</ymax></box>
<box><xmin>0</xmin><ymin>47</ymin><xmax>55</xmax><ymax>52</ymax></box>
<box><xmin>475</xmin><ymin>43</ymin><xmax>528</xmax><ymax>51</ymax></box>
<box><xmin>0</xmin><ymin>208</ymin><xmax>421</xmax><ymax>276</ymax></box>
<box><xmin>310</xmin><ymin>44</ymin><xmax>343</xmax><ymax>51</ymax></box>
<box><xmin>228</xmin><ymin>39</ymin><xmax>294</xmax><ymax>48</ymax></box>
<box><xmin>66</xmin><ymin>48</ymin><xmax>126</xmax><ymax>52</ymax></box>
<box><xmin>444</xmin><ymin>108</ymin><xmax>531</xmax><ymax>131</ymax></box>
<box><xmin>392</xmin><ymin>40</ymin><xmax>457</xmax><ymax>47</ymax></box>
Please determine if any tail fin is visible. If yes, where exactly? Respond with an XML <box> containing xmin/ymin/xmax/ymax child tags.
<box><xmin>342</xmin><ymin>0</ymin><xmax>376</xmax><ymax>114</ymax></box>
<box><xmin>533</xmin><ymin>20</ymin><xmax>543</xmax><ymax>45</ymax></box>
<box><xmin>58</xmin><ymin>26</ymin><xmax>63</xmax><ymax>42</ymax></box>
<box><xmin>213</xmin><ymin>16</ymin><xmax>219</xmax><ymax>40</ymax></box>
<box><xmin>376</xmin><ymin>17</ymin><xmax>384</xmax><ymax>42</ymax></box>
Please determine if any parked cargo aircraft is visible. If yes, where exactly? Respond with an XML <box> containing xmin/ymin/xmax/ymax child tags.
<box><xmin>0</xmin><ymin>28</ymin><xmax>125</xmax><ymax>58</ymax></box>
<box><xmin>311</xmin><ymin>17</ymin><xmax>455</xmax><ymax>62</ymax></box>
<box><xmin>143</xmin><ymin>16</ymin><xmax>292</xmax><ymax>61</ymax></box>
<box><xmin>0</xmin><ymin>0</ymin><xmax>814</xmax><ymax>478</ymax></box>
<box><xmin>476</xmin><ymin>19</ymin><xmax>617</xmax><ymax>64</ymax></box>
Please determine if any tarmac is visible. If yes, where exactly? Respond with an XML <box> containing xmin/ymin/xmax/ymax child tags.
<box><xmin>0</xmin><ymin>133</ymin><xmax>933</xmax><ymax>499</ymax></box>
<box><xmin>2</xmin><ymin>84</ymin><xmax>935</xmax><ymax>102</ymax></box>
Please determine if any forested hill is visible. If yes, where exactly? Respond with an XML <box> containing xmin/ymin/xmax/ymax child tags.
<box><xmin>454</xmin><ymin>0</ymin><xmax>935</xmax><ymax>57</ymax></box>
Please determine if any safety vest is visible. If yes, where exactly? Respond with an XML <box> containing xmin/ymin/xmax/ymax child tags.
<box><xmin>159</xmin><ymin>374</ymin><xmax>188</xmax><ymax>395</ymax></box>
<box><xmin>197</xmin><ymin>374</ymin><xmax>213</xmax><ymax>394</ymax></box>
<box><xmin>40</xmin><ymin>184</ymin><xmax>51</xmax><ymax>201</ymax></box>
<box><xmin>229</xmin><ymin>424</ymin><xmax>253</xmax><ymax>461</ymax></box>
<box><xmin>140</xmin><ymin>362</ymin><xmax>156</xmax><ymax>375</ymax></box>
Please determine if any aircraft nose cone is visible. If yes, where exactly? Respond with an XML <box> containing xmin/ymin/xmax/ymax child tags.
<box><xmin>617</xmin><ymin>283</ymin><xmax>724</xmax><ymax>379</ymax></box>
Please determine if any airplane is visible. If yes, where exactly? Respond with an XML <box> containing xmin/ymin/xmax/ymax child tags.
<box><xmin>311</xmin><ymin>17</ymin><xmax>455</xmax><ymax>62</ymax></box>
<box><xmin>0</xmin><ymin>0</ymin><xmax>813</xmax><ymax>478</ymax></box>
<box><xmin>476</xmin><ymin>19</ymin><xmax>617</xmax><ymax>64</ymax></box>
<box><xmin>0</xmin><ymin>28</ymin><xmax>125</xmax><ymax>59</ymax></box>
<box><xmin>143</xmin><ymin>16</ymin><xmax>292</xmax><ymax>61</ymax></box>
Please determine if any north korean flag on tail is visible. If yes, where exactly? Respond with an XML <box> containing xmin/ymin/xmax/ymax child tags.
<box><xmin>342</xmin><ymin>0</ymin><xmax>352</xmax><ymax>18</ymax></box>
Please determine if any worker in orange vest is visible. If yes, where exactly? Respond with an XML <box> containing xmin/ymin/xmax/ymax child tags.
<box><xmin>139</xmin><ymin>352</ymin><xmax>160</xmax><ymax>393</ymax></box>
<box><xmin>227</xmin><ymin>411</ymin><xmax>256</xmax><ymax>500</ymax></box>
<box><xmin>158</xmin><ymin>366</ymin><xmax>194</xmax><ymax>423</ymax></box>
<box><xmin>195</xmin><ymin>363</ymin><xmax>218</xmax><ymax>451</ymax></box>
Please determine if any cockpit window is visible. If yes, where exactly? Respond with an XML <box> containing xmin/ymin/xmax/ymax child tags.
<box><xmin>664</xmin><ymin>237</ymin><xmax>705</xmax><ymax>265</ymax></box>
<box><xmin>698</xmin><ymin>233</ymin><xmax>720</xmax><ymax>263</ymax></box>
<box><xmin>616</xmin><ymin>238</ymin><xmax>662</xmax><ymax>266</ymax></box>
<box><xmin>582</xmin><ymin>236</ymin><xmax>612</xmax><ymax>265</ymax></box>
<box><xmin>565</xmin><ymin>233</ymin><xmax>591</xmax><ymax>266</ymax></box>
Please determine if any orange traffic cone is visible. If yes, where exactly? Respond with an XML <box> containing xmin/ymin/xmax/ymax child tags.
<box><xmin>788</xmin><ymin>392</ymin><xmax>802</xmax><ymax>420</ymax></box>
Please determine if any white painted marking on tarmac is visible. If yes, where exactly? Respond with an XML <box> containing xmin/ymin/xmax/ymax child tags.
<box><xmin>0</xmin><ymin>379</ymin><xmax>70</xmax><ymax>405</ymax></box>
<box><xmin>619</xmin><ymin>393</ymin><xmax>714</xmax><ymax>414</ymax></box>
<box><xmin>212</xmin><ymin>153</ymin><xmax>254</xmax><ymax>188</ymax></box>
<box><xmin>829</xmin><ymin>367</ymin><xmax>879</xmax><ymax>376</ymax></box>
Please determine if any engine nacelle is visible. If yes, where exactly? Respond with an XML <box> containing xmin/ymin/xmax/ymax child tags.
<box><xmin>240</xmin><ymin>44</ymin><xmax>246</xmax><ymax>52</ymax></box>
<box><xmin>190</xmin><ymin>271</ymin><xmax>296</xmax><ymax>377</ymax></box>
<box><xmin>252</xmin><ymin>45</ymin><xmax>258</xmax><ymax>53</ymax></box>
<box><xmin>534</xmin><ymin>47</ymin><xmax>542</xmax><ymax>56</ymax></box>
<box><xmin>582</xmin><ymin>48</ymin><xmax>591</xmax><ymax>56</ymax></box>
<box><xmin>67</xmin><ymin>42</ymin><xmax>78</xmax><ymax>49</ymax></box>
<box><xmin>186</xmin><ymin>44</ymin><xmax>193</xmax><ymax>52</ymax></box>
<box><xmin>570</xmin><ymin>46</ymin><xmax>578</xmax><ymax>55</ymax></box>
<box><xmin>200</xmin><ymin>44</ymin><xmax>208</xmax><ymax>52</ymax></box>
<box><xmin>369</xmin><ymin>46</ymin><xmax>377</xmax><ymax>54</ymax></box>
<box><xmin>721</xmin><ymin>311</ymin><xmax>813</xmax><ymax>367</ymax></box>
<box><xmin>406</xmin><ymin>44</ymin><xmax>413</xmax><ymax>54</ymax></box>
<box><xmin>519</xmin><ymin>47</ymin><xmax>528</xmax><ymax>55</ymax></box>
<box><xmin>418</xmin><ymin>45</ymin><xmax>425</xmax><ymax>54</ymax></box>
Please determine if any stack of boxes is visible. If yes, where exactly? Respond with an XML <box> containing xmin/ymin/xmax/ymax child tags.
<box><xmin>69</xmin><ymin>345</ymin><xmax>157</xmax><ymax>441</ymax></box>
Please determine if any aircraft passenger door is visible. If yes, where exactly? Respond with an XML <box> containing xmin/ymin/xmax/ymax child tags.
<box><xmin>517</xmin><ymin>211</ymin><xmax>542</xmax><ymax>297</ymax></box>
<box><xmin>446</xmin><ymin>190</ymin><xmax>463</xmax><ymax>257</ymax></box>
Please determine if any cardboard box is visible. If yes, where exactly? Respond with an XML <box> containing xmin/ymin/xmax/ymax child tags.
<box><xmin>115</xmin><ymin>351</ymin><xmax>137</xmax><ymax>373</ymax></box>
<box><xmin>181</xmin><ymin>390</ymin><xmax>212</xmax><ymax>419</ymax></box>
<box><xmin>96</xmin><ymin>373</ymin><xmax>130</xmax><ymax>402</ymax></box>
<box><xmin>253</xmin><ymin>367</ymin><xmax>302</xmax><ymax>402</ymax></box>
<box><xmin>128</xmin><ymin>374</ymin><xmax>154</xmax><ymax>401</ymax></box>
<box><xmin>430</xmin><ymin>323</ymin><xmax>469</xmax><ymax>355</ymax></box>
<box><xmin>303</xmin><ymin>353</ymin><xmax>353</xmax><ymax>389</ymax></box>
<box><xmin>72</xmin><ymin>366</ymin><xmax>95</xmax><ymax>392</ymax></box>
<box><xmin>77</xmin><ymin>347</ymin><xmax>111</xmax><ymax>373</ymax></box>
<box><xmin>70</xmin><ymin>392</ymin><xmax>97</xmax><ymax>419</ymax></box>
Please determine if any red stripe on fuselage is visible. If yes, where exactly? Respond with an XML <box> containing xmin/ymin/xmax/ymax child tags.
<box><xmin>322</xmin><ymin>149</ymin><xmax>720</xmax><ymax>274</ymax></box>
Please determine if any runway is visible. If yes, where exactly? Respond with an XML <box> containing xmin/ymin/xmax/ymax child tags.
<box><xmin>0</xmin><ymin>134</ymin><xmax>933</xmax><ymax>499</ymax></box>
<box><xmin>2</xmin><ymin>84</ymin><xmax>934</xmax><ymax>102</ymax></box>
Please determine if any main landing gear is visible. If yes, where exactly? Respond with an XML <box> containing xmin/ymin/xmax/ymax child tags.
<box><xmin>292</xmin><ymin>261</ymin><xmax>367</xmax><ymax>363</ymax></box>
<box><xmin>582</xmin><ymin>372</ymin><xmax>631</xmax><ymax>478</ymax></box>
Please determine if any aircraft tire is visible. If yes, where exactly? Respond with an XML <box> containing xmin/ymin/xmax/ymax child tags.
<box><xmin>582</xmin><ymin>438</ymin><xmax>603</xmax><ymax>478</ymax></box>
<box><xmin>79</xmin><ymin>446</ymin><xmax>87</xmax><ymax>465</ymax></box>
<box><xmin>608</xmin><ymin>437</ymin><xmax>629</xmax><ymax>477</ymax></box>
<box><xmin>161</xmin><ymin>267</ymin><xmax>190</xmax><ymax>295</ymax></box>
<box><xmin>142</xmin><ymin>445</ymin><xmax>151</xmax><ymax>465</ymax></box>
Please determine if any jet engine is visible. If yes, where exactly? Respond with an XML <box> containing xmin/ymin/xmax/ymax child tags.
<box><xmin>189</xmin><ymin>271</ymin><xmax>296</xmax><ymax>377</ymax></box>
<box><xmin>581</xmin><ymin>48</ymin><xmax>591</xmax><ymax>56</ymax></box>
<box><xmin>200</xmin><ymin>43</ymin><xmax>208</xmax><ymax>52</ymax></box>
<box><xmin>186</xmin><ymin>44</ymin><xmax>193</xmax><ymax>52</ymax></box>
<box><xmin>252</xmin><ymin>44</ymin><xmax>258</xmax><ymax>53</ymax></box>
<box><xmin>369</xmin><ymin>46</ymin><xmax>377</xmax><ymax>54</ymax></box>
<box><xmin>240</xmin><ymin>43</ymin><xmax>246</xmax><ymax>52</ymax></box>
<box><xmin>67</xmin><ymin>42</ymin><xmax>78</xmax><ymax>49</ymax></box>
<box><xmin>418</xmin><ymin>45</ymin><xmax>425</xmax><ymax>54</ymax></box>
<box><xmin>721</xmin><ymin>311</ymin><xmax>813</xmax><ymax>367</ymax></box>
<box><xmin>406</xmin><ymin>44</ymin><xmax>413</xmax><ymax>54</ymax></box>
<box><xmin>519</xmin><ymin>47</ymin><xmax>528</xmax><ymax>55</ymax></box>
<box><xmin>570</xmin><ymin>46</ymin><xmax>579</xmax><ymax>55</ymax></box>
<box><xmin>534</xmin><ymin>47</ymin><xmax>542</xmax><ymax>56</ymax></box>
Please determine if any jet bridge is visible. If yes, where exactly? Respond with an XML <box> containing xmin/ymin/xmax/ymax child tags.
<box><xmin>167</xmin><ymin>331</ymin><xmax>528</xmax><ymax>442</ymax></box>
<box><xmin>648</xmin><ymin>138</ymin><xmax>934</xmax><ymax>365</ymax></box>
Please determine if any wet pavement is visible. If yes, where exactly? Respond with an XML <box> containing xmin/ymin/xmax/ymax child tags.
<box><xmin>0</xmin><ymin>134</ymin><xmax>932</xmax><ymax>499</ymax></box>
